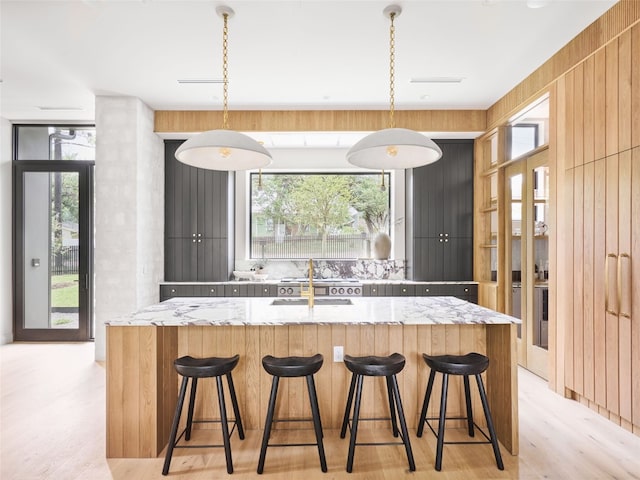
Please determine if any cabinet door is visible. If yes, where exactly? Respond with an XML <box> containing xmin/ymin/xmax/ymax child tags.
<box><xmin>412</xmin><ymin>159</ymin><xmax>444</xmax><ymax>237</ymax></box>
<box><xmin>197</xmin><ymin>238</ymin><xmax>229</xmax><ymax>282</ymax></box>
<box><xmin>442</xmin><ymin>237</ymin><xmax>473</xmax><ymax>281</ymax></box>
<box><xmin>413</xmin><ymin>238</ymin><xmax>444</xmax><ymax>281</ymax></box>
<box><xmin>442</xmin><ymin>142</ymin><xmax>474</xmax><ymax>237</ymax></box>
<box><xmin>165</xmin><ymin>140</ymin><xmax>197</xmax><ymax>239</ymax></box>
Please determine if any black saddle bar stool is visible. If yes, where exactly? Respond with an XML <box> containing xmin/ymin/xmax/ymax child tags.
<box><xmin>162</xmin><ymin>355</ymin><xmax>244</xmax><ymax>475</ymax></box>
<box><xmin>417</xmin><ymin>352</ymin><xmax>504</xmax><ymax>471</ymax></box>
<box><xmin>257</xmin><ymin>353</ymin><xmax>327</xmax><ymax>474</ymax></box>
<box><xmin>340</xmin><ymin>353</ymin><xmax>415</xmax><ymax>473</ymax></box>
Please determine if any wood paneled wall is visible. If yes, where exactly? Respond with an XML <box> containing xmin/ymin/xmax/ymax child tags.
<box><xmin>154</xmin><ymin>110</ymin><xmax>486</xmax><ymax>134</ymax></box>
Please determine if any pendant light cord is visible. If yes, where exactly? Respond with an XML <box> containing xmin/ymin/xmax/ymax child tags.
<box><xmin>222</xmin><ymin>12</ymin><xmax>230</xmax><ymax>130</ymax></box>
<box><xmin>388</xmin><ymin>11</ymin><xmax>396</xmax><ymax>129</ymax></box>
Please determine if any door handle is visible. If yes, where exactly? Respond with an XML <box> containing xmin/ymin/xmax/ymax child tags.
<box><xmin>605</xmin><ymin>253</ymin><xmax>618</xmax><ymax>315</ymax></box>
<box><xmin>618</xmin><ymin>253</ymin><xmax>631</xmax><ymax>318</ymax></box>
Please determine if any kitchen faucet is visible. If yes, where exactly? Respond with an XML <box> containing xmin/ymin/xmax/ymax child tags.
<box><xmin>300</xmin><ymin>258</ymin><xmax>314</xmax><ymax>308</ymax></box>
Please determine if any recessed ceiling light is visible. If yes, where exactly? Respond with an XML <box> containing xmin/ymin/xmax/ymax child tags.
<box><xmin>527</xmin><ymin>0</ymin><xmax>549</xmax><ymax>8</ymax></box>
<box><xmin>410</xmin><ymin>77</ymin><xmax>464</xmax><ymax>84</ymax></box>
<box><xmin>177</xmin><ymin>79</ymin><xmax>224</xmax><ymax>84</ymax></box>
<box><xmin>37</xmin><ymin>106</ymin><xmax>84</xmax><ymax>111</ymax></box>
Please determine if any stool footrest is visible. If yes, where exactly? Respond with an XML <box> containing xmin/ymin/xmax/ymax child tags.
<box><xmin>268</xmin><ymin>442</ymin><xmax>322</xmax><ymax>448</ymax></box>
<box><xmin>423</xmin><ymin>417</ymin><xmax>494</xmax><ymax>444</ymax></box>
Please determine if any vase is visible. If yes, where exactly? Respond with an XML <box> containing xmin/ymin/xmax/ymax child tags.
<box><xmin>373</xmin><ymin>232</ymin><xmax>391</xmax><ymax>260</ymax></box>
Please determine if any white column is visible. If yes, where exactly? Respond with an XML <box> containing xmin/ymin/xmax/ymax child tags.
<box><xmin>94</xmin><ymin>97</ymin><xmax>164</xmax><ymax>360</ymax></box>
<box><xmin>0</xmin><ymin>118</ymin><xmax>13</xmax><ymax>344</ymax></box>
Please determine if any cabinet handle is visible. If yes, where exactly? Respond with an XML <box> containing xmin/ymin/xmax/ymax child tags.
<box><xmin>444</xmin><ymin>233</ymin><xmax>449</xmax><ymax>237</ymax></box>
<box><xmin>444</xmin><ymin>239</ymin><xmax>448</xmax><ymax>243</ymax></box>
<box><xmin>192</xmin><ymin>233</ymin><xmax>196</xmax><ymax>237</ymax></box>
<box><xmin>197</xmin><ymin>239</ymin><xmax>202</xmax><ymax>243</ymax></box>
<box><xmin>193</xmin><ymin>239</ymin><xmax>196</xmax><ymax>243</ymax></box>
<box><xmin>605</xmin><ymin>253</ymin><xmax>618</xmax><ymax>315</ymax></box>
<box><xmin>197</xmin><ymin>233</ymin><xmax>202</xmax><ymax>237</ymax></box>
<box><xmin>618</xmin><ymin>253</ymin><xmax>631</xmax><ymax>318</ymax></box>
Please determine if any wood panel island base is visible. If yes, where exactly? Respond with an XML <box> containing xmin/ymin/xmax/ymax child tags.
<box><xmin>106</xmin><ymin>296</ymin><xmax>519</xmax><ymax>459</ymax></box>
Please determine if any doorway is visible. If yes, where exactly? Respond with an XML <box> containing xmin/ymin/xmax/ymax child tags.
<box><xmin>13</xmin><ymin>161</ymin><xmax>93</xmax><ymax>341</ymax></box>
<box><xmin>505</xmin><ymin>148</ymin><xmax>549</xmax><ymax>378</ymax></box>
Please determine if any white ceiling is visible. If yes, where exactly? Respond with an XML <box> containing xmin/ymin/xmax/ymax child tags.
<box><xmin>0</xmin><ymin>0</ymin><xmax>616</xmax><ymax>126</ymax></box>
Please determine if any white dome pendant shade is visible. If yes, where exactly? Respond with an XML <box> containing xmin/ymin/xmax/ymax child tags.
<box><xmin>175</xmin><ymin>5</ymin><xmax>272</xmax><ymax>171</ymax></box>
<box><xmin>347</xmin><ymin>5</ymin><xmax>442</xmax><ymax>170</ymax></box>
<box><xmin>175</xmin><ymin>130</ymin><xmax>271</xmax><ymax>171</ymax></box>
<box><xmin>346</xmin><ymin>127</ymin><xmax>442</xmax><ymax>169</ymax></box>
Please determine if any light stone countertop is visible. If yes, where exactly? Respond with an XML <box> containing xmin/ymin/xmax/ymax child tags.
<box><xmin>107</xmin><ymin>296</ymin><xmax>519</xmax><ymax>327</ymax></box>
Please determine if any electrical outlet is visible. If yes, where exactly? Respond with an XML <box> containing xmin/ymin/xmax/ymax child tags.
<box><xmin>333</xmin><ymin>345</ymin><xmax>344</xmax><ymax>362</ymax></box>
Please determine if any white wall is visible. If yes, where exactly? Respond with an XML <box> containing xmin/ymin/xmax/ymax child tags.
<box><xmin>93</xmin><ymin>97</ymin><xmax>163</xmax><ymax>360</ymax></box>
<box><xmin>0</xmin><ymin>118</ymin><xmax>13</xmax><ymax>344</ymax></box>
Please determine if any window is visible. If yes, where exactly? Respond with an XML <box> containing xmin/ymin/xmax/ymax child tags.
<box><xmin>508</xmin><ymin>95</ymin><xmax>549</xmax><ymax>160</ymax></box>
<box><xmin>250</xmin><ymin>172</ymin><xmax>391</xmax><ymax>259</ymax></box>
<box><xmin>15</xmin><ymin>125</ymin><xmax>95</xmax><ymax>161</ymax></box>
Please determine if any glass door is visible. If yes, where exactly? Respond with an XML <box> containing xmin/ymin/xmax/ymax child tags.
<box><xmin>14</xmin><ymin>162</ymin><xmax>93</xmax><ymax>341</ymax></box>
<box><xmin>505</xmin><ymin>149</ymin><xmax>549</xmax><ymax>378</ymax></box>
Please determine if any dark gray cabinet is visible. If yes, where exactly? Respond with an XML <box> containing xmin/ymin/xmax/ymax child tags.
<box><xmin>412</xmin><ymin>140</ymin><xmax>473</xmax><ymax>281</ymax></box>
<box><xmin>165</xmin><ymin>140</ymin><xmax>233</xmax><ymax>282</ymax></box>
<box><xmin>362</xmin><ymin>282</ymin><xmax>477</xmax><ymax>303</ymax></box>
<box><xmin>160</xmin><ymin>283</ymin><xmax>278</xmax><ymax>301</ymax></box>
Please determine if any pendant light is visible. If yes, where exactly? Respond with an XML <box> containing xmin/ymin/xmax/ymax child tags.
<box><xmin>346</xmin><ymin>5</ymin><xmax>442</xmax><ymax>171</ymax></box>
<box><xmin>175</xmin><ymin>6</ymin><xmax>272</xmax><ymax>171</ymax></box>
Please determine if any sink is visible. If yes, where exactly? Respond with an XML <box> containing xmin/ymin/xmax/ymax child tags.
<box><xmin>271</xmin><ymin>298</ymin><xmax>353</xmax><ymax>306</ymax></box>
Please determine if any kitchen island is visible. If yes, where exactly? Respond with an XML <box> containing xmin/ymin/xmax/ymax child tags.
<box><xmin>106</xmin><ymin>296</ymin><xmax>519</xmax><ymax>458</ymax></box>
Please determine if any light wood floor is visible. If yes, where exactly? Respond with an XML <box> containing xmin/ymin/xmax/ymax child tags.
<box><xmin>1</xmin><ymin>342</ymin><xmax>639</xmax><ymax>480</ymax></box>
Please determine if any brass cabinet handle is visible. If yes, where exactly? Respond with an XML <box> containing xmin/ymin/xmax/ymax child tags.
<box><xmin>605</xmin><ymin>253</ymin><xmax>618</xmax><ymax>315</ymax></box>
<box><xmin>618</xmin><ymin>253</ymin><xmax>631</xmax><ymax>318</ymax></box>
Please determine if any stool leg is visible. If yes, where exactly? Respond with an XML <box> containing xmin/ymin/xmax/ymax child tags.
<box><xmin>185</xmin><ymin>377</ymin><xmax>198</xmax><ymax>441</ymax></box>
<box><xmin>162</xmin><ymin>376</ymin><xmax>189</xmax><ymax>476</ymax></box>
<box><xmin>435</xmin><ymin>373</ymin><xmax>449</xmax><ymax>471</ymax></box>
<box><xmin>385</xmin><ymin>376</ymin><xmax>399</xmax><ymax>437</ymax></box>
<box><xmin>390</xmin><ymin>374</ymin><xmax>416</xmax><ymax>472</ymax></box>
<box><xmin>475</xmin><ymin>373</ymin><xmax>504</xmax><ymax>470</ymax></box>
<box><xmin>306</xmin><ymin>374</ymin><xmax>328</xmax><ymax>473</ymax></box>
<box><xmin>216</xmin><ymin>376</ymin><xmax>233</xmax><ymax>474</ymax></box>
<box><xmin>463</xmin><ymin>375</ymin><xmax>475</xmax><ymax>437</ymax></box>
<box><xmin>226</xmin><ymin>372</ymin><xmax>245</xmax><ymax>440</ymax></box>
<box><xmin>417</xmin><ymin>369</ymin><xmax>436</xmax><ymax>437</ymax></box>
<box><xmin>340</xmin><ymin>373</ymin><xmax>357</xmax><ymax>438</ymax></box>
<box><xmin>346</xmin><ymin>374</ymin><xmax>364</xmax><ymax>473</ymax></box>
<box><xmin>257</xmin><ymin>375</ymin><xmax>279</xmax><ymax>474</ymax></box>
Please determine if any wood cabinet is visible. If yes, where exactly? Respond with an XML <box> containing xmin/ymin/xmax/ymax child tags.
<box><xmin>563</xmin><ymin>151</ymin><xmax>637</xmax><ymax>427</ymax></box>
<box><xmin>164</xmin><ymin>140</ymin><xmax>233</xmax><ymax>282</ymax></box>
<box><xmin>411</xmin><ymin>140</ymin><xmax>474</xmax><ymax>281</ymax></box>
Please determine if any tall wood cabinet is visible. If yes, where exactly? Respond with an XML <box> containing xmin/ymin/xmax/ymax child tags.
<box><xmin>164</xmin><ymin>140</ymin><xmax>233</xmax><ymax>282</ymax></box>
<box><xmin>411</xmin><ymin>140</ymin><xmax>474</xmax><ymax>281</ymax></box>
<box><xmin>556</xmin><ymin>23</ymin><xmax>640</xmax><ymax>433</ymax></box>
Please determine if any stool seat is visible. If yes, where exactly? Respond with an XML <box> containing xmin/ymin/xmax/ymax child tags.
<box><xmin>174</xmin><ymin>354</ymin><xmax>239</xmax><ymax>378</ymax></box>
<box><xmin>262</xmin><ymin>353</ymin><xmax>323</xmax><ymax>377</ymax></box>
<box><xmin>422</xmin><ymin>352</ymin><xmax>489</xmax><ymax>376</ymax></box>
<box><xmin>343</xmin><ymin>353</ymin><xmax>405</xmax><ymax>377</ymax></box>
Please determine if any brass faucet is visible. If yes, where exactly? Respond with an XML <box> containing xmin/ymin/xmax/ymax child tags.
<box><xmin>300</xmin><ymin>258</ymin><xmax>314</xmax><ymax>308</ymax></box>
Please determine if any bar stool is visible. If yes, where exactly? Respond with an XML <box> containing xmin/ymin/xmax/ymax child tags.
<box><xmin>417</xmin><ymin>352</ymin><xmax>504</xmax><ymax>471</ymax></box>
<box><xmin>340</xmin><ymin>353</ymin><xmax>415</xmax><ymax>473</ymax></box>
<box><xmin>162</xmin><ymin>355</ymin><xmax>244</xmax><ymax>476</ymax></box>
<box><xmin>257</xmin><ymin>354</ymin><xmax>327</xmax><ymax>474</ymax></box>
